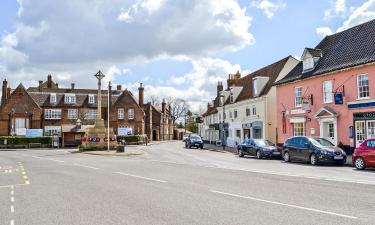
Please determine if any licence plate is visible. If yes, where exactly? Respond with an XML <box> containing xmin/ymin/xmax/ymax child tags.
<box><xmin>334</xmin><ymin>156</ymin><xmax>343</xmax><ymax>160</ymax></box>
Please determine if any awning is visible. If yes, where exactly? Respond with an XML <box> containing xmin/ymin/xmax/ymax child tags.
<box><xmin>289</xmin><ymin>117</ymin><xmax>306</xmax><ymax>123</ymax></box>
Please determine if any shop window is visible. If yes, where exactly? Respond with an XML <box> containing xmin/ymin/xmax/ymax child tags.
<box><xmin>293</xmin><ymin>122</ymin><xmax>304</xmax><ymax>136</ymax></box>
<box><xmin>357</xmin><ymin>74</ymin><xmax>369</xmax><ymax>99</ymax></box>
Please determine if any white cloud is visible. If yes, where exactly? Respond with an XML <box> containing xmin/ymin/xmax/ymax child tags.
<box><xmin>316</xmin><ymin>26</ymin><xmax>334</xmax><ymax>38</ymax></box>
<box><xmin>251</xmin><ymin>0</ymin><xmax>286</xmax><ymax>19</ymax></box>
<box><xmin>337</xmin><ymin>0</ymin><xmax>375</xmax><ymax>32</ymax></box>
<box><xmin>324</xmin><ymin>0</ymin><xmax>347</xmax><ymax>19</ymax></box>
<box><xmin>0</xmin><ymin>0</ymin><xmax>254</xmax><ymax>93</ymax></box>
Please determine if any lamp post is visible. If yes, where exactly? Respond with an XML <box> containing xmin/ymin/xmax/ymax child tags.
<box><xmin>220</xmin><ymin>94</ymin><xmax>226</xmax><ymax>150</ymax></box>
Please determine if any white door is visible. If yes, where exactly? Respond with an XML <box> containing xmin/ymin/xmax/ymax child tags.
<box><xmin>367</xmin><ymin>120</ymin><xmax>375</xmax><ymax>139</ymax></box>
<box><xmin>355</xmin><ymin>121</ymin><xmax>366</xmax><ymax>147</ymax></box>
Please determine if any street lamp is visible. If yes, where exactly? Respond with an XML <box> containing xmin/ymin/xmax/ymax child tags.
<box><xmin>220</xmin><ymin>93</ymin><xmax>226</xmax><ymax>150</ymax></box>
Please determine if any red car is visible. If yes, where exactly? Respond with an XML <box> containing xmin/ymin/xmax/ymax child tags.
<box><xmin>352</xmin><ymin>139</ymin><xmax>375</xmax><ymax>170</ymax></box>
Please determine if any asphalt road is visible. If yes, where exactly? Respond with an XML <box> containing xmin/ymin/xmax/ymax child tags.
<box><xmin>0</xmin><ymin>141</ymin><xmax>374</xmax><ymax>225</ymax></box>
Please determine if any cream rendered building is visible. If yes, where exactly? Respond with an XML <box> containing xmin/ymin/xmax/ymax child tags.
<box><xmin>215</xmin><ymin>56</ymin><xmax>299</xmax><ymax>147</ymax></box>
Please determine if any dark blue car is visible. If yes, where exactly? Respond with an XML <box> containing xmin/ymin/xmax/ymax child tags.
<box><xmin>237</xmin><ymin>139</ymin><xmax>280</xmax><ymax>159</ymax></box>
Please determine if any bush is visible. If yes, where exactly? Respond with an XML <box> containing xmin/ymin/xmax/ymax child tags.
<box><xmin>117</xmin><ymin>135</ymin><xmax>145</xmax><ymax>144</ymax></box>
<box><xmin>0</xmin><ymin>136</ymin><xmax>52</xmax><ymax>145</ymax></box>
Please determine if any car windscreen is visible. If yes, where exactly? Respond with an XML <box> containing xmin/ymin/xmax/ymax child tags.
<box><xmin>190</xmin><ymin>136</ymin><xmax>201</xmax><ymax>141</ymax></box>
<box><xmin>254</xmin><ymin>139</ymin><xmax>273</xmax><ymax>147</ymax></box>
<box><xmin>309</xmin><ymin>137</ymin><xmax>334</xmax><ymax>147</ymax></box>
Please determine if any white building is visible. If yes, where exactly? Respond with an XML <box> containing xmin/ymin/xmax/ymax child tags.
<box><xmin>209</xmin><ymin>56</ymin><xmax>299</xmax><ymax>148</ymax></box>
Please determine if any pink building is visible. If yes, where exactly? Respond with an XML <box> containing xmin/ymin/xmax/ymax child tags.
<box><xmin>275</xmin><ymin>19</ymin><xmax>375</xmax><ymax>151</ymax></box>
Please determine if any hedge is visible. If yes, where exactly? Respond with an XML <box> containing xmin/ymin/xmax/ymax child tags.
<box><xmin>117</xmin><ymin>135</ymin><xmax>146</xmax><ymax>144</ymax></box>
<box><xmin>0</xmin><ymin>136</ymin><xmax>52</xmax><ymax>145</ymax></box>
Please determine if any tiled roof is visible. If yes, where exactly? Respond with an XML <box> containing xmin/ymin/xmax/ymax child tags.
<box><xmin>226</xmin><ymin>56</ymin><xmax>290</xmax><ymax>104</ymax></box>
<box><xmin>275</xmin><ymin>19</ymin><xmax>375</xmax><ymax>85</ymax></box>
<box><xmin>305</xmin><ymin>48</ymin><xmax>322</xmax><ymax>57</ymax></box>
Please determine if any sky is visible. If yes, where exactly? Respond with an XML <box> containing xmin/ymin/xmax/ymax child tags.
<box><xmin>1</xmin><ymin>0</ymin><xmax>375</xmax><ymax>112</ymax></box>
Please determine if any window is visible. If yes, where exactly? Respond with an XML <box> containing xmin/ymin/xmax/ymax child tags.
<box><xmin>367</xmin><ymin>140</ymin><xmax>375</xmax><ymax>148</ymax></box>
<box><xmin>357</xmin><ymin>74</ymin><xmax>369</xmax><ymax>99</ymax></box>
<box><xmin>64</xmin><ymin>94</ymin><xmax>76</xmax><ymax>104</ymax></box>
<box><xmin>295</xmin><ymin>87</ymin><xmax>302</xmax><ymax>107</ymax></box>
<box><xmin>229</xmin><ymin>111</ymin><xmax>233</xmax><ymax>119</ymax></box>
<box><xmin>328</xmin><ymin>123</ymin><xmax>335</xmax><ymax>138</ymax></box>
<box><xmin>236</xmin><ymin>129</ymin><xmax>241</xmax><ymax>138</ymax></box>
<box><xmin>246</xmin><ymin>108</ymin><xmax>250</xmax><ymax>117</ymax></box>
<box><xmin>219</xmin><ymin>113</ymin><xmax>221</xmax><ymax>121</ymax></box>
<box><xmin>234</xmin><ymin>110</ymin><xmax>238</xmax><ymax>118</ymax></box>
<box><xmin>44</xmin><ymin>126</ymin><xmax>61</xmax><ymax>136</ymax></box>
<box><xmin>293</xmin><ymin>122</ymin><xmax>305</xmax><ymax>136</ymax></box>
<box><xmin>50</xmin><ymin>93</ymin><xmax>57</xmax><ymax>104</ymax></box>
<box><xmin>230</xmin><ymin>92</ymin><xmax>234</xmax><ymax>103</ymax></box>
<box><xmin>323</xmin><ymin>80</ymin><xmax>333</xmax><ymax>103</ymax></box>
<box><xmin>88</xmin><ymin>94</ymin><xmax>95</xmax><ymax>104</ymax></box>
<box><xmin>44</xmin><ymin>109</ymin><xmax>62</xmax><ymax>120</ymax></box>
<box><xmin>85</xmin><ymin>109</ymin><xmax>98</xmax><ymax>120</ymax></box>
<box><xmin>128</xmin><ymin>108</ymin><xmax>134</xmax><ymax>119</ymax></box>
<box><xmin>252</xmin><ymin>106</ymin><xmax>256</xmax><ymax>115</ymax></box>
<box><xmin>223</xmin><ymin>112</ymin><xmax>226</xmax><ymax>120</ymax></box>
<box><xmin>118</xmin><ymin>108</ymin><xmax>124</xmax><ymax>119</ymax></box>
<box><xmin>68</xmin><ymin>109</ymin><xmax>78</xmax><ymax>119</ymax></box>
<box><xmin>253</xmin><ymin>78</ymin><xmax>258</xmax><ymax>97</ymax></box>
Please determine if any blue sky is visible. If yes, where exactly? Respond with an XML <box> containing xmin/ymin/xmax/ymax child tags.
<box><xmin>1</xmin><ymin>0</ymin><xmax>374</xmax><ymax>112</ymax></box>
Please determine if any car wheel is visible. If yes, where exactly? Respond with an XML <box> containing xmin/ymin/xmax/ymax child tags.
<box><xmin>238</xmin><ymin>148</ymin><xmax>244</xmax><ymax>157</ymax></box>
<box><xmin>310</xmin><ymin>154</ymin><xmax>318</xmax><ymax>166</ymax></box>
<box><xmin>283</xmin><ymin>152</ymin><xmax>290</xmax><ymax>162</ymax></box>
<box><xmin>256</xmin><ymin>150</ymin><xmax>262</xmax><ymax>159</ymax></box>
<box><xmin>200</xmin><ymin>146</ymin><xmax>203</xmax><ymax>149</ymax></box>
<box><xmin>354</xmin><ymin>157</ymin><xmax>366</xmax><ymax>170</ymax></box>
<box><xmin>189</xmin><ymin>144</ymin><xmax>192</xmax><ymax>149</ymax></box>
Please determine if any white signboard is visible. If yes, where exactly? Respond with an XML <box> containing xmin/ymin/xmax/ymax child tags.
<box><xmin>118</xmin><ymin>128</ymin><xmax>133</xmax><ymax>136</ymax></box>
<box><xmin>290</xmin><ymin>109</ymin><xmax>306</xmax><ymax>115</ymax></box>
<box><xmin>16</xmin><ymin>128</ymin><xmax>26</xmax><ymax>136</ymax></box>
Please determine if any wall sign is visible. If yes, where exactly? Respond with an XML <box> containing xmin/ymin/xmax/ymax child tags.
<box><xmin>334</xmin><ymin>93</ymin><xmax>344</xmax><ymax>105</ymax></box>
<box><xmin>353</xmin><ymin>112</ymin><xmax>375</xmax><ymax>120</ymax></box>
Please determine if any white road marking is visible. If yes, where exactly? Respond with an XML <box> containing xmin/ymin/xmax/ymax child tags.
<box><xmin>10</xmin><ymin>219</ymin><xmax>14</xmax><ymax>225</ymax></box>
<box><xmin>10</xmin><ymin>205</ymin><xmax>14</xmax><ymax>213</ymax></box>
<box><xmin>73</xmin><ymin>164</ymin><xmax>100</xmax><ymax>170</ymax></box>
<box><xmin>10</xmin><ymin>197</ymin><xmax>14</xmax><ymax>203</ymax></box>
<box><xmin>23</xmin><ymin>176</ymin><xmax>27</xmax><ymax>179</ymax></box>
<box><xmin>0</xmin><ymin>183</ymin><xmax>28</xmax><ymax>189</ymax></box>
<box><xmin>10</xmin><ymin>190</ymin><xmax>14</xmax><ymax>195</ymax></box>
<box><xmin>113</xmin><ymin>172</ymin><xmax>167</xmax><ymax>183</ymax></box>
<box><xmin>31</xmin><ymin>155</ymin><xmax>64</xmax><ymax>163</ymax></box>
<box><xmin>210</xmin><ymin>190</ymin><xmax>358</xmax><ymax>219</ymax></box>
<box><xmin>25</xmin><ymin>180</ymin><xmax>30</xmax><ymax>185</ymax></box>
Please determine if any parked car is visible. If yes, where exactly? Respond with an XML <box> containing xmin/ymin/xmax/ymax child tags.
<box><xmin>185</xmin><ymin>135</ymin><xmax>204</xmax><ymax>149</ymax></box>
<box><xmin>237</xmin><ymin>139</ymin><xmax>280</xmax><ymax>159</ymax></box>
<box><xmin>352</xmin><ymin>138</ymin><xmax>375</xmax><ymax>170</ymax></box>
<box><xmin>282</xmin><ymin>136</ymin><xmax>346</xmax><ymax>165</ymax></box>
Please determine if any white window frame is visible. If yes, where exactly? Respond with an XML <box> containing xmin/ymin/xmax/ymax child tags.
<box><xmin>295</xmin><ymin>87</ymin><xmax>303</xmax><ymax>107</ymax></box>
<box><xmin>323</xmin><ymin>80</ymin><xmax>333</xmax><ymax>103</ymax></box>
<box><xmin>118</xmin><ymin>108</ymin><xmax>124</xmax><ymax>119</ymax></box>
<box><xmin>252</xmin><ymin>106</ymin><xmax>256</xmax><ymax>116</ymax></box>
<box><xmin>88</xmin><ymin>94</ymin><xmax>95</xmax><ymax>104</ymax></box>
<box><xmin>128</xmin><ymin>108</ymin><xmax>134</xmax><ymax>120</ymax></box>
<box><xmin>50</xmin><ymin>93</ymin><xmax>57</xmax><ymax>104</ymax></box>
<box><xmin>44</xmin><ymin>109</ymin><xmax>62</xmax><ymax>120</ymax></box>
<box><xmin>85</xmin><ymin>109</ymin><xmax>98</xmax><ymax>120</ymax></box>
<box><xmin>64</xmin><ymin>94</ymin><xmax>76</xmax><ymax>104</ymax></box>
<box><xmin>44</xmin><ymin>126</ymin><xmax>61</xmax><ymax>136</ymax></box>
<box><xmin>357</xmin><ymin>74</ymin><xmax>369</xmax><ymax>99</ymax></box>
<box><xmin>67</xmin><ymin>109</ymin><xmax>78</xmax><ymax>120</ymax></box>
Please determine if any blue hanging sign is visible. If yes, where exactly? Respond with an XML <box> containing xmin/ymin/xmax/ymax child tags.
<box><xmin>334</xmin><ymin>93</ymin><xmax>343</xmax><ymax>105</ymax></box>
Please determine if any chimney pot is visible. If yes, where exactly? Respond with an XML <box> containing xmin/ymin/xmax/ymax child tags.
<box><xmin>71</xmin><ymin>83</ymin><xmax>75</xmax><ymax>90</ymax></box>
<box><xmin>116</xmin><ymin>85</ymin><xmax>122</xmax><ymax>91</ymax></box>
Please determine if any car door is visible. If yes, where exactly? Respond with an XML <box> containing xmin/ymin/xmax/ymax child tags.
<box><xmin>249</xmin><ymin>139</ymin><xmax>257</xmax><ymax>156</ymax></box>
<box><xmin>298</xmin><ymin>137</ymin><xmax>311</xmax><ymax>161</ymax></box>
<box><xmin>241</xmin><ymin>140</ymin><xmax>251</xmax><ymax>154</ymax></box>
<box><xmin>366</xmin><ymin>140</ymin><xmax>375</xmax><ymax>165</ymax></box>
<box><xmin>286</xmin><ymin>137</ymin><xmax>299</xmax><ymax>160</ymax></box>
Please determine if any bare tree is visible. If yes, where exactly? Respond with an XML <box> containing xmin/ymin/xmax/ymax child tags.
<box><xmin>168</xmin><ymin>98</ymin><xmax>189</xmax><ymax>124</ymax></box>
<box><xmin>149</xmin><ymin>96</ymin><xmax>161</xmax><ymax>106</ymax></box>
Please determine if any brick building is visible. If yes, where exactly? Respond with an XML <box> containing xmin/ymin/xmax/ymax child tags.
<box><xmin>0</xmin><ymin>75</ymin><xmax>174</xmax><ymax>145</ymax></box>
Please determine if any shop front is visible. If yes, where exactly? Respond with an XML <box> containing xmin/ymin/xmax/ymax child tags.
<box><xmin>353</xmin><ymin>112</ymin><xmax>375</xmax><ymax>147</ymax></box>
<box><xmin>242</xmin><ymin>121</ymin><xmax>264</xmax><ymax>140</ymax></box>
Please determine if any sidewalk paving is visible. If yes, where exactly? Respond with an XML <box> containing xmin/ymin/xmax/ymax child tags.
<box><xmin>82</xmin><ymin>148</ymin><xmax>144</xmax><ymax>156</ymax></box>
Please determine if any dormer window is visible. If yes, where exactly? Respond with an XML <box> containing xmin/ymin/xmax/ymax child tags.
<box><xmin>50</xmin><ymin>93</ymin><xmax>56</xmax><ymax>104</ymax></box>
<box><xmin>88</xmin><ymin>94</ymin><xmax>95</xmax><ymax>104</ymax></box>
<box><xmin>302</xmin><ymin>48</ymin><xmax>322</xmax><ymax>73</ymax></box>
<box><xmin>64</xmin><ymin>94</ymin><xmax>76</xmax><ymax>104</ymax></box>
<box><xmin>230</xmin><ymin>92</ymin><xmax>234</xmax><ymax>103</ymax></box>
<box><xmin>303</xmin><ymin>57</ymin><xmax>314</xmax><ymax>72</ymax></box>
<box><xmin>253</xmin><ymin>76</ymin><xmax>269</xmax><ymax>97</ymax></box>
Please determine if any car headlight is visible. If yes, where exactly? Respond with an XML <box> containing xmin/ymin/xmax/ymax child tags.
<box><xmin>341</xmin><ymin>150</ymin><xmax>346</xmax><ymax>156</ymax></box>
<box><xmin>320</xmin><ymin>150</ymin><xmax>328</xmax><ymax>155</ymax></box>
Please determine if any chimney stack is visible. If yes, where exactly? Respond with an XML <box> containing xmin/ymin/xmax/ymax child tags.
<box><xmin>217</xmin><ymin>81</ymin><xmax>223</xmax><ymax>97</ymax></box>
<box><xmin>38</xmin><ymin>80</ymin><xmax>43</xmax><ymax>92</ymax></box>
<box><xmin>47</xmin><ymin>74</ymin><xmax>52</xmax><ymax>88</ymax></box>
<box><xmin>71</xmin><ymin>83</ymin><xmax>75</xmax><ymax>90</ymax></box>
<box><xmin>162</xmin><ymin>98</ymin><xmax>166</xmax><ymax>113</ymax></box>
<box><xmin>116</xmin><ymin>85</ymin><xmax>122</xmax><ymax>91</ymax></box>
<box><xmin>226</xmin><ymin>71</ymin><xmax>241</xmax><ymax>88</ymax></box>
<box><xmin>1</xmin><ymin>79</ymin><xmax>8</xmax><ymax>106</ymax></box>
<box><xmin>138</xmin><ymin>83</ymin><xmax>144</xmax><ymax>106</ymax></box>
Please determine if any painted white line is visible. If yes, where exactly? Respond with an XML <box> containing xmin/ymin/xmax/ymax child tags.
<box><xmin>10</xmin><ymin>205</ymin><xmax>14</xmax><ymax>213</ymax></box>
<box><xmin>23</xmin><ymin>176</ymin><xmax>27</xmax><ymax>179</ymax></box>
<box><xmin>21</xmin><ymin>172</ymin><xmax>25</xmax><ymax>175</ymax></box>
<box><xmin>73</xmin><ymin>163</ymin><xmax>100</xmax><ymax>170</ymax></box>
<box><xmin>210</xmin><ymin>190</ymin><xmax>358</xmax><ymax>219</ymax></box>
<box><xmin>31</xmin><ymin>156</ymin><xmax>64</xmax><ymax>163</ymax></box>
<box><xmin>25</xmin><ymin>180</ymin><xmax>30</xmax><ymax>185</ymax></box>
<box><xmin>10</xmin><ymin>185</ymin><xmax>14</xmax><ymax>190</ymax></box>
<box><xmin>10</xmin><ymin>190</ymin><xmax>14</xmax><ymax>195</ymax></box>
<box><xmin>10</xmin><ymin>197</ymin><xmax>14</xmax><ymax>203</ymax></box>
<box><xmin>10</xmin><ymin>219</ymin><xmax>14</xmax><ymax>225</ymax></box>
<box><xmin>0</xmin><ymin>183</ymin><xmax>28</xmax><ymax>189</ymax></box>
<box><xmin>113</xmin><ymin>172</ymin><xmax>167</xmax><ymax>183</ymax></box>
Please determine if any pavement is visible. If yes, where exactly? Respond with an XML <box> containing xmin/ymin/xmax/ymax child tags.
<box><xmin>0</xmin><ymin>141</ymin><xmax>374</xmax><ymax>225</ymax></box>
